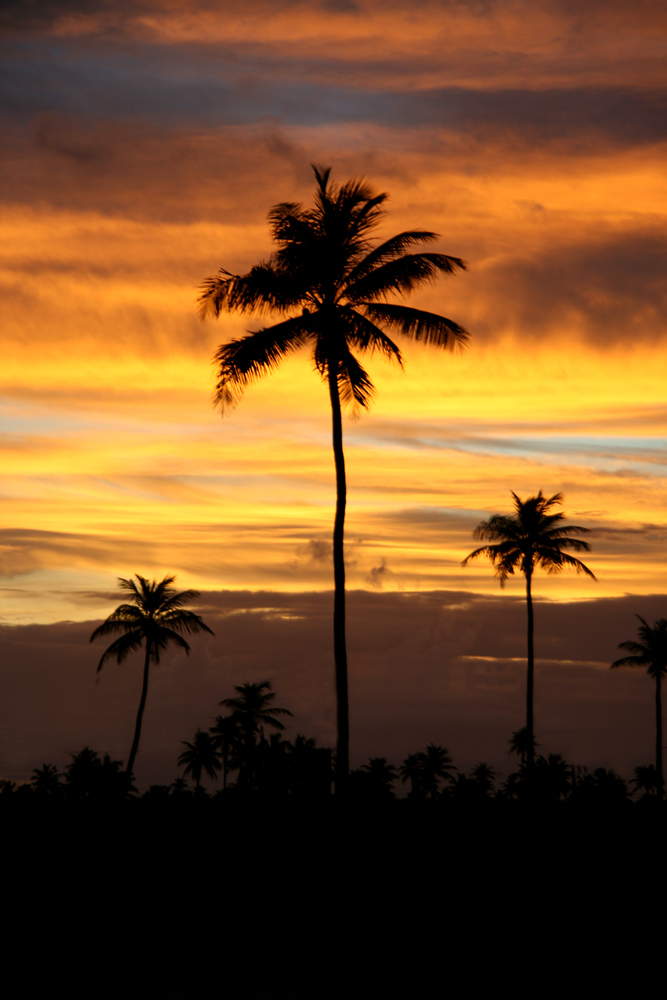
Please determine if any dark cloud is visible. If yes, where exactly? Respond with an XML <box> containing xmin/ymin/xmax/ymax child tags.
<box><xmin>0</xmin><ymin>113</ymin><xmax>311</xmax><ymax>225</ymax></box>
<box><xmin>1</xmin><ymin>588</ymin><xmax>664</xmax><ymax>788</ymax></box>
<box><xmin>4</xmin><ymin>36</ymin><xmax>667</xmax><ymax>142</ymax></box>
<box><xmin>459</xmin><ymin>224</ymin><xmax>667</xmax><ymax>346</ymax></box>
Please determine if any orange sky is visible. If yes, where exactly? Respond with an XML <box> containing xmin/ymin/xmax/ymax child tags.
<box><xmin>1</xmin><ymin>0</ymin><xmax>666</xmax><ymax>624</ymax></box>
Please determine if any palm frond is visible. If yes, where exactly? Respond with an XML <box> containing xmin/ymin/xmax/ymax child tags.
<box><xmin>343</xmin><ymin>231</ymin><xmax>439</xmax><ymax>286</ymax></box>
<box><xmin>321</xmin><ymin>345</ymin><xmax>375</xmax><ymax>411</ymax></box>
<box><xmin>160</xmin><ymin>608</ymin><xmax>215</xmax><ymax>636</ymax></box>
<box><xmin>337</xmin><ymin>308</ymin><xmax>404</xmax><ymax>366</ymax></box>
<box><xmin>539</xmin><ymin>551</ymin><xmax>597</xmax><ymax>578</ymax></box>
<box><xmin>359</xmin><ymin>302</ymin><xmax>469</xmax><ymax>349</ymax></box>
<box><xmin>611</xmin><ymin>652</ymin><xmax>650</xmax><ymax>668</ymax></box>
<box><xmin>346</xmin><ymin>252</ymin><xmax>466</xmax><ymax>302</ymax></box>
<box><xmin>199</xmin><ymin>265</ymin><xmax>304</xmax><ymax>319</ymax></box>
<box><xmin>152</xmin><ymin>628</ymin><xmax>192</xmax><ymax>663</ymax></box>
<box><xmin>96</xmin><ymin>631</ymin><xmax>144</xmax><ymax>672</ymax></box>
<box><xmin>213</xmin><ymin>317</ymin><xmax>311</xmax><ymax>413</ymax></box>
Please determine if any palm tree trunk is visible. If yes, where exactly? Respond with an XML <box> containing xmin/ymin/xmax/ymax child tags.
<box><xmin>328</xmin><ymin>366</ymin><xmax>349</xmax><ymax>792</ymax></box>
<box><xmin>525</xmin><ymin>571</ymin><xmax>535</xmax><ymax>770</ymax></box>
<box><xmin>656</xmin><ymin>671</ymin><xmax>663</xmax><ymax>799</ymax></box>
<box><xmin>126</xmin><ymin>640</ymin><xmax>151</xmax><ymax>781</ymax></box>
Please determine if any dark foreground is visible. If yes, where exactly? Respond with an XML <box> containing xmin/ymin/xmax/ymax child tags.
<box><xmin>3</xmin><ymin>796</ymin><xmax>664</xmax><ymax>998</ymax></box>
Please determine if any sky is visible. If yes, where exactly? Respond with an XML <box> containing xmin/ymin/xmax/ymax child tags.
<box><xmin>1</xmin><ymin>0</ymin><xmax>666</xmax><ymax>785</ymax></box>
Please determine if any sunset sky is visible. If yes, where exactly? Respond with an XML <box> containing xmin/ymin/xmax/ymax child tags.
<box><xmin>1</xmin><ymin>1</ymin><xmax>665</xmax><ymax>784</ymax></box>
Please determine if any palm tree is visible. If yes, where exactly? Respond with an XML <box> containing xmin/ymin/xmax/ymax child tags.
<box><xmin>219</xmin><ymin>681</ymin><xmax>292</xmax><ymax>787</ymax></box>
<box><xmin>209</xmin><ymin>713</ymin><xmax>242</xmax><ymax>790</ymax></box>
<box><xmin>30</xmin><ymin>763</ymin><xmax>62</xmax><ymax>796</ymax></box>
<box><xmin>508</xmin><ymin>727</ymin><xmax>537</xmax><ymax>769</ymax></box>
<box><xmin>463</xmin><ymin>491</ymin><xmax>595</xmax><ymax>768</ymax></box>
<box><xmin>360</xmin><ymin>757</ymin><xmax>398</xmax><ymax>796</ymax></box>
<box><xmin>612</xmin><ymin>616</ymin><xmax>667</xmax><ymax>798</ymax></box>
<box><xmin>178</xmin><ymin>729</ymin><xmax>222</xmax><ymax>791</ymax></box>
<box><xmin>199</xmin><ymin>166</ymin><xmax>468</xmax><ymax>790</ymax></box>
<box><xmin>90</xmin><ymin>574</ymin><xmax>214</xmax><ymax>782</ymax></box>
<box><xmin>400</xmin><ymin>744</ymin><xmax>455</xmax><ymax>799</ymax></box>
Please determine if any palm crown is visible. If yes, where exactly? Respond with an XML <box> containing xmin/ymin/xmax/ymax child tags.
<box><xmin>91</xmin><ymin>575</ymin><xmax>214</xmax><ymax>670</ymax></box>
<box><xmin>199</xmin><ymin>165</ymin><xmax>468</xmax><ymax>413</ymax></box>
<box><xmin>463</xmin><ymin>491</ymin><xmax>596</xmax><ymax>586</ymax></box>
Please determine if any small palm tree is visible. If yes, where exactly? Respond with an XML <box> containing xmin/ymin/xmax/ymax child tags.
<box><xmin>630</xmin><ymin>764</ymin><xmax>660</xmax><ymax>799</ymax></box>
<box><xmin>178</xmin><ymin>729</ymin><xmax>222</xmax><ymax>791</ymax></box>
<box><xmin>508</xmin><ymin>727</ymin><xmax>538</xmax><ymax>769</ymax></box>
<box><xmin>90</xmin><ymin>575</ymin><xmax>214</xmax><ymax>782</ymax></box>
<box><xmin>30</xmin><ymin>763</ymin><xmax>62</xmax><ymax>796</ymax></box>
<box><xmin>463</xmin><ymin>491</ymin><xmax>595</xmax><ymax>768</ymax></box>
<box><xmin>612</xmin><ymin>616</ymin><xmax>667</xmax><ymax>798</ymax></box>
<box><xmin>360</xmin><ymin>757</ymin><xmax>398</xmax><ymax>795</ymax></box>
<box><xmin>219</xmin><ymin>681</ymin><xmax>292</xmax><ymax>786</ymax></box>
<box><xmin>209</xmin><ymin>714</ymin><xmax>242</xmax><ymax>790</ymax></box>
<box><xmin>199</xmin><ymin>166</ymin><xmax>468</xmax><ymax>790</ymax></box>
<box><xmin>400</xmin><ymin>745</ymin><xmax>455</xmax><ymax>799</ymax></box>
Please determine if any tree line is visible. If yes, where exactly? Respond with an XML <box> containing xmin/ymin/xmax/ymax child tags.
<box><xmin>3</xmin><ymin>680</ymin><xmax>662</xmax><ymax>806</ymax></box>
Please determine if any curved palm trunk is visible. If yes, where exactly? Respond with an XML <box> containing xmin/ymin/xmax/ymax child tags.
<box><xmin>126</xmin><ymin>640</ymin><xmax>151</xmax><ymax>782</ymax></box>
<box><xmin>328</xmin><ymin>367</ymin><xmax>349</xmax><ymax>792</ymax></box>
<box><xmin>656</xmin><ymin>672</ymin><xmax>663</xmax><ymax>799</ymax></box>
<box><xmin>525</xmin><ymin>571</ymin><xmax>535</xmax><ymax>770</ymax></box>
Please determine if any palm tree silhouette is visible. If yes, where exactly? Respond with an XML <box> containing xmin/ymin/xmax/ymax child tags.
<box><xmin>209</xmin><ymin>713</ymin><xmax>241</xmax><ymax>790</ymax></box>
<box><xmin>90</xmin><ymin>575</ymin><xmax>214</xmax><ymax>782</ymax></box>
<box><xmin>178</xmin><ymin>729</ymin><xmax>222</xmax><ymax>791</ymax></box>
<box><xmin>30</xmin><ymin>763</ymin><xmax>62</xmax><ymax>796</ymax></box>
<box><xmin>400</xmin><ymin>744</ymin><xmax>455</xmax><ymax>798</ymax></box>
<box><xmin>463</xmin><ymin>491</ymin><xmax>595</xmax><ymax>768</ymax></box>
<box><xmin>199</xmin><ymin>166</ymin><xmax>468</xmax><ymax>789</ymax></box>
<box><xmin>612</xmin><ymin>616</ymin><xmax>667</xmax><ymax>798</ymax></box>
<box><xmin>219</xmin><ymin>681</ymin><xmax>292</xmax><ymax>787</ymax></box>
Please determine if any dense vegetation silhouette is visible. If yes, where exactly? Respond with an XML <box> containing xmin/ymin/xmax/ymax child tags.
<box><xmin>198</xmin><ymin>165</ymin><xmax>468</xmax><ymax>790</ymax></box>
<box><xmin>90</xmin><ymin>574</ymin><xmax>214</xmax><ymax>781</ymax></box>
<box><xmin>612</xmin><ymin>616</ymin><xmax>667</xmax><ymax>798</ymax></box>
<box><xmin>463</xmin><ymin>491</ymin><xmax>595</xmax><ymax>768</ymax></box>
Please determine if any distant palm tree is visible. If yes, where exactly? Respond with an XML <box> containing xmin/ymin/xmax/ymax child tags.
<box><xmin>219</xmin><ymin>681</ymin><xmax>292</xmax><ymax>786</ymax></box>
<box><xmin>360</xmin><ymin>757</ymin><xmax>398</xmax><ymax>795</ymax></box>
<box><xmin>400</xmin><ymin>745</ymin><xmax>455</xmax><ymax>799</ymax></box>
<box><xmin>612</xmin><ymin>616</ymin><xmax>667</xmax><ymax>798</ymax></box>
<box><xmin>90</xmin><ymin>575</ymin><xmax>214</xmax><ymax>782</ymax></box>
<box><xmin>630</xmin><ymin>764</ymin><xmax>660</xmax><ymax>799</ymax></box>
<box><xmin>470</xmin><ymin>762</ymin><xmax>496</xmax><ymax>795</ymax></box>
<box><xmin>199</xmin><ymin>166</ymin><xmax>468</xmax><ymax>790</ymax></box>
<box><xmin>508</xmin><ymin>727</ymin><xmax>538</xmax><ymax>769</ymax></box>
<box><xmin>178</xmin><ymin>729</ymin><xmax>222</xmax><ymax>791</ymax></box>
<box><xmin>463</xmin><ymin>491</ymin><xmax>595</xmax><ymax>768</ymax></box>
<box><xmin>399</xmin><ymin>753</ymin><xmax>426</xmax><ymax>798</ymax></box>
<box><xmin>30</xmin><ymin>763</ymin><xmax>62</xmax><ymax>795</ymax></box>
<box><xmin>209</xmin><ymin>714</ymin><xmax>241</xmax><ymax>790</ymax></box>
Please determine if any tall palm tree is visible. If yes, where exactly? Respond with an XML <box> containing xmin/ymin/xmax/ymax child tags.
<box><xmin>463</xmin><ymin>491</ymin><xmax>595</xmax><ymax>768</ymax></box>
<box><xmin>612</xmin><ymin>616</ymin><xmax>667</xmax><ymax>798</ymax></box>
<box><xmin>199</xmin><ymin>165</ymin><xmax>468</xmax><ymax>789</ymax></box>
<box><xmin>90</xmin><ymin>574</ymin><xmax>214</xmax><ymax>782</ymax></box>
